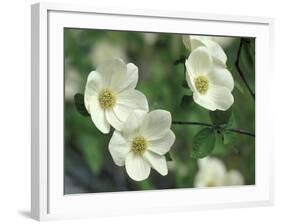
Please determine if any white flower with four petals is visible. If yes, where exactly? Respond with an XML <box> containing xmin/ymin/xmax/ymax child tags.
<box><xmin>109</xmin><ymin>110</ymin><xmax>176</xmax><ymax>181</ymax></box>
<box><xmin>185</xmin><ymin>47</ymin><xmax>234</xmax><ymax>111</ymax></box>
<box><xmin>84</xmin><ymin>59</ymin><xmax>149</xmax><ymax>133</ymax></box>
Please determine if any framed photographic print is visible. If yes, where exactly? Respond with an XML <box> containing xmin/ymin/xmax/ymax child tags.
<box><xmin>31</xmin><ymin>2</ymin><xmax>274</xmax><ymax>221</ymax></box>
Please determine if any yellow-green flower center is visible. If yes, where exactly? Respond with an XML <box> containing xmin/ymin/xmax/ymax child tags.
<box><xmin>98</xmin><ymin>88</ymin><xmax>116</xmax><ymax>109</ymax></box>
<box><xmin>131</xmin><ymin>136</ymin><xmax>148</xmax><ymax>155</ymax></box>
<box><xmin>207</xmin><ymin>180</ymin><xmax>217</xmax><ymax>187</ymax></box>
<box><xmin>194</xmin><ymin>75</ymin><xmax>209</xmax><ymax>94</ymax></box>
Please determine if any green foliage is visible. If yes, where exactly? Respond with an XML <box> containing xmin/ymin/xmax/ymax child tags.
<box><xmin>191</xmin><ymin>128</ymin><xmax>216</xmax><ymax>158</ymax></box>
<box><xmin>209</xmin><ymin>108</ymin><xmax>232</xmax><ymax>126</ymax></box>
<box><xmin>74</xmin><ymin>94</ymin><xmax>90</xmax><ymax>117</ymax></box>
<box><xmin>234</xmin><ymin>81</ymin><xmax>245</xmax><ymax>95</ymax></box>
<box><xmin>211</xmin><ymin>114</ymin><xmax>239</xmax><ymax>156</ymax></box>
<box><xmin>211</xmin><ymin>132</ymin><xmax>228</xmax><ymax>155</ymax></box>
<box><xmin>225</xmin><ymin>113</ymin><xmax>235</xmax><ymax>128</ymax></box>
<box><xmin>223</xmin><ymin>131</ymin><xmax>238</xmax><ymax>145</ymax></box>
<box><xmin>238</xmin><ymin>38</ymin><xmax>255</xmax><ymax>94</ymax></box>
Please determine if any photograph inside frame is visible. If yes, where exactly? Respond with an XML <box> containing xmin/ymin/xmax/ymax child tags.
<box><xmin>64</xmin><ymin>28</ymin><xmax>255</xmax><ymax>194</ymax></box>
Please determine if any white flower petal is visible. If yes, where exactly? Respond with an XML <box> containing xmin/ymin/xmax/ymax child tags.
<box><xmin>117</xmin><ymin>89</ymin><xmax>149</xmax><ymax>112</ymax></box>
<box><xmin>122</xmin><ymin>110</ymin><xmax>147</xmax><ymax>140</ymax></box>
<box><xmin>185</xmin><ymin>47</ymin><xmax>213</xmax><ymax>77</ymax></box>
<box><xmin>224</xmin><ymin>170</ymin><xmax>244</xmax><ymax>186</ymax></box>
<box><xmin>84</xmin><ymin>71</ymin><xmax>103</xmax><ymax>111</ymax></box>
<box><xmin>186</xmin><ymin>36</ymin><xmax>227</xmax><ymax>66</ymax></box>
<box><xmin>109</xmin><ymin>131</ymin><xmax>130</xmax><ymax>166</ymax></box>
<box><xmin>194</xmin><ymin>172</ymin><xmax>225</xmax><ymax>187</ymax></box>
<box><xmin>189</xmin><ymin>36</ymin><xmax>209</xmax><ymax>49</ymax></box>
<box><xmin>105</xmin><ymin>109</ymin><xmax>124</xmax><ymax>131</ymax></box>
<box><xmin>207</xmin><ymin>64</ymin><xmax>234</xmax><ymax>91</ymax></box>
<box><xmin>125</xmin><ymin>152</ymin><xmax>151</xmax><ymax>181</ymax></box>
<box><xmin>200</xmin><ymin>38</ymin><xmax>227</xmax><ymax>65</ymax></box>
<box><xmin>113</xmin><ymin>89</ymin><xmax>148</xmax><ymax>127</ymax></box>
<box><xmin>193</xmin><ymin>84</ymin><xmax>234</xmax><ymax>111</ymax></box>
<box><xmin>183</xmin><ymin>35</ymin><xmax>207</xmax><ymax>51</ymax></box>
<box><xmin>194</xmin><ymin>172</ymin><xmax>207</xmax><ymax>187</ymax></box>
<box><xmin>195</xmin><ymin>157</ymin><xmax>227</xmax><ymax>187</ymax></box>
<box><xmin>199</xmin><ymin>157</ymin><xmax>226</xmax><ymax>174</ymax></box>
<box><xmin>113</xmin><ymin>104</ymin><xmax>132</xmax><ymax>122</ymax></box>
<box><xmin>142</xmin><ymin>110</ymin><xmax>172</xmax><ymax>140</ymax></box>
<box><xmin>148</xmin><ymin>130</ymin><xmax>175</xmax><ymax>155</ymax></box>
<box><xmin>193</xmin><ymin>93</ymin><xmax>217</xmax><ymax>111</ymax></box>
<box><xmin>114</xmin><ymin>63</ymin><xmax>138</xmax><ymax>93</ymax></box>
<box><xmin>198</xmin><ymin>157</ymin><xmax>212</xmax><ymax>169</ymax></box>
<box><xmin>203</xmin><ymin>160</ymin><xmax>226</xmax><ymax>180</ymax></box>
<box><xmin>96</xmin><ymin>59</ymin><xmax>127</xmax><ymax>88</ymax></box>
<box><xmin>85</xmin><ymin>71</ymin><xmax>104</xmax><ymax>92</ymax></box>
<box><xmin>88</xmin><ymin>95</ymin><xmax>110</xmax><ymax>134</ymax></box>
<box><xmin>143</xmin><ymin>151</ymin><xmax>168</xmax><ymax>176</ymax></box>
<box><xmin>185</xmin><ymin>64</ymin><xmax>196</xmax><ymax>92</ymax></box>
<box><xmin>207</xmin><ymin>85</ymin><xmax>234</xmax><ymax>111</ymax></box>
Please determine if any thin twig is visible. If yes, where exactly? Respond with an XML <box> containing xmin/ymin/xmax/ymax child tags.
<box><xmin>172</xmin><ymin>121</ymin><xmax>255</xmax><ymax>137</ymax></box>
<box><xmin>235</xmin><ymin>39</ymin><xmax>255</xmax><ymax>100</ymax></box>
<box><xmin>226</xmin><ymin>128</ymin><xmax>255</xmax><ymax>137</ymax></box>
<box><xmin>172</xmin><ymin>121</ymin><xmax>215</xmax><ymax>128</ymax></box>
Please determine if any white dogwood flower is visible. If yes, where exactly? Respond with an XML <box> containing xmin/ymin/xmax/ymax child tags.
<box><xmin>109</xmin><ymin>110</ymin><xmax>176</xmax><ymax>181</ymax></box>
<box><xmin>84</xmin><ymin>59</ymin><xmax>148</xmax><ymax>134</ymax></box>
<box><xmin>185</xmin><ymin>46</ymin><xmax>234</xmax><ymax>111</ymax></box>
<box><xmin>194</xmin><ymin>157</ymin><xmax>244</xmax><ymax>187</ymax></box>
<box><xmin>182</xmin><ymin>35</ymin><xmax>227</xmax><ymax>66</ymax></box>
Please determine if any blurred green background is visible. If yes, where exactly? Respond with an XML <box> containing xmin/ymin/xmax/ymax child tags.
<box><xmin>64</xmin><ymin>28</ymin><xmax>255</xmax><ymax>194</ymax></box>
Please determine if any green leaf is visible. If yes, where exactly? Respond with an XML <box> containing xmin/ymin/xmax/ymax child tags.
<box><xmin>165</xmin><ymin>152</ymin><xmax>173</xmax><ymax>161</ymax></box>
<box><xmin>209</xmin><ymin>107</ymin><xmax>232</xmax><ymax>125</ymax></box>
<box><xmin>74</xmin><ymin>93</ymin><xmax>90</xmax><ymax>117</ymax></box>
<box><xmin>211</xmin><ymin>132</ymin><xmax>228</xmax><ymax>156</ymax></box>
<box><xmin>191</xmin><ymin>128</ymin><xmax>216</xmax><ymax>158</ymax></box>
<box><xmin>239</xmin><ymin>38</ymin><xmax>255</xmax><ymax>94</ymax></box>
<box><xmin>225</xmin><ymin>113</ymin><xmax>236</xmax><ymax>129</ymax></box>
<box><xmin>235</xmin><ymin>81</ymin><xmax>245</xmax><ymax>95</ymax></box>
<box><xmin>223</xmin><ymin>131</ymin><xmax>237</xmax><ymax>145</ymax></box>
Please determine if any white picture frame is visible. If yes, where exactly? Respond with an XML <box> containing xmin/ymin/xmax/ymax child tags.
<box><xmin>31</xmin><ymin>2</ymin><xmax>274</xmax><ymax>221</ymax></box>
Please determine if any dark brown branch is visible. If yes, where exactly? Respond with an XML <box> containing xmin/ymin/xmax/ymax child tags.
<box><xmin>172</xmin><ymin>121</ymin><xmax>255</xmax><ymax>137</ymax></box>
<box><xmin>226</xmin><ymin>128</ymin><xmax>255</xmax><ymax>137</ymax></box>
<box><xmin>235</xmin><ymin>39</ymin><xmax>255</xmax><ymax>100</ymax></box>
